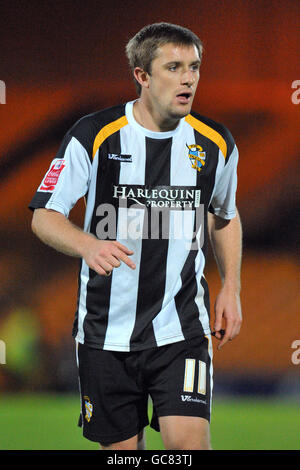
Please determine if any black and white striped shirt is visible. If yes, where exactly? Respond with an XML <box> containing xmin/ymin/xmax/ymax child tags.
<box><xmin>29</xmin><ymin>100</ymin><xmax>239</xmax><ymax>352</ymax></box>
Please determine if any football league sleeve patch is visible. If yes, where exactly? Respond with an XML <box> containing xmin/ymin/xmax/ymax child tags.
<box><xmin>29</xmin><ymin>135</ymin><xmax>91</xmax><ymax>217</ymax></box>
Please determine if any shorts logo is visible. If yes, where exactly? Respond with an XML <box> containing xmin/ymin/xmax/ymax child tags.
<box><xmin>181</xmin><ymin>395</ymin><xmax>207</xmax><ymax>404</ymax></box>
<box><xmin>108</xmin><ymin>153</ymin><xmax>132</xmax><ymax>162</ymax></box>
<box><xmin>84</xmin><ymin>395</ymin><xmax>93</xmax><ymax>422</ymax></box>
<box><xmin>186</xmin><ymin>144</ymin><xmax>206</xmax><ymax>172</ymax></box>
<box><xmin>40</xmin><ymin>159</ymin><xmax>65</xmax><ymax>192</ymax></box>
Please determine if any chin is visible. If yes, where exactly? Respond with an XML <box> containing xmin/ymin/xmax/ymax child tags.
<box><xmin>170</xmin><ymin>106</ymin><xmax>191</xmax><ymax>120</ymax></box>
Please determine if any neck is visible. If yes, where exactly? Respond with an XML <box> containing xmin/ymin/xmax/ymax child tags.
<box><xmin>133</xmin><ymin>98</ymin><xmax>179</xmax><ymax>132</ymax></box>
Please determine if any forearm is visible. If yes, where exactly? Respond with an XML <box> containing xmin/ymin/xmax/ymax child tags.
<box><xmin>31</xmin><ymin>208</ymin><xmax>95</xmax><ymax>258</ymax></box>
<box><xmin>31</xmin><ymin>208</ymin><xmax>135</xmax><ymax>276</ymax></box>
<box><xmin>208</xmin><ymin>210</ymin><xmax>242</xmax><ymax>293</ymax></box>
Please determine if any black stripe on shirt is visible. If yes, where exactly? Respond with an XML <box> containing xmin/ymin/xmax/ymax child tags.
<box><xmin>69</xmin><ymin>104</ymin><xmax>126</xmax><ymax>162</ymax></box>
<box><xmin>190</xmin><ymin>110</ymin><xmax>235</xmax><ymax>165</ymax></box>
<box><xmin>193</xmin><ymin>128</ymin><xmax>218</xmax><ymax>250</ymax></box>
<box><xmin>201</xmin><ymin>275</ymin><xmax>211</xmax><ymax>325</ymax></box>
<box><xmin>174</xmin><ymin>206</ymin><xmax>206</xmax><ymax>337</ymax></box>
<box><xmin>130</xmin><ymin>137</ymin><xmax>172</xmax><ymax>349</ymax></box>
<box><xmin>175</xmin><ymin>128</ymin><xmax>218</xmax><ymax>337</ymax></box>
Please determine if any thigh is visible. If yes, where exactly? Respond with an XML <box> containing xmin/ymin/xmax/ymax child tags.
<box><xmin>159</xmin><ymin>415</ymin><xmax>211</xmax><ymax>450</ymax></box>
<box><xmin>148</xmin><ymin>335</ymin><xmax>213</xmax><ymax>433</ymax></box>
<box><xmin>77</xmin><ymin>342</ymin><xmax>149</xmax><ymax>446</ymax></box>
<box><xmin>101</xmin><ymin>430</ymin><xmax>146</xmax><ymax>450</ymax></box>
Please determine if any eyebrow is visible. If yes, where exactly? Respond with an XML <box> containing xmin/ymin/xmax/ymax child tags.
<box><xmin>164</xmin><ymin>60</ymin><xmax>201</xmax><ymax>67</ymax></box>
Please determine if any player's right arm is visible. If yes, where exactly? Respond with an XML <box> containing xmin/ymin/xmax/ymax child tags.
<box><xmin>31</xmin><ymin>208</ymin><xmax>136</xmax><ymax>275</ymax></box>
<box><xmin>29</xmin><ymin>126</ymin><xmax>135</xmax><ymax>276</ymax></box>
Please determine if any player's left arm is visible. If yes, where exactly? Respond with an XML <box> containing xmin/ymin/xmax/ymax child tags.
<box><xmin>207</xmin><ymin>209</ymin><xmax>242</xmax><ymax>350</ymax></box>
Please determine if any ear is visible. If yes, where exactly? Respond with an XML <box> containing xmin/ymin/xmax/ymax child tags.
<box><xmin>133</xmin><ymin>67</ymin><xmax>150</xmax><ymax>90</ymax></box>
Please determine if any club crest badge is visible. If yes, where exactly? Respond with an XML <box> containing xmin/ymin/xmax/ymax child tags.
<box><xmin>186</xmin><ymin>144</ymin><xmax>206</xmax><ymax>172</ymax></box>
<box><xmin>84</xmin><ymin>396</ymin><xmax>93</xmax><ymax>422</ymax></box>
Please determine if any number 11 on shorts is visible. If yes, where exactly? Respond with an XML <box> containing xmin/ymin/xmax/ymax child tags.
<box><xmin>183</xmin><ymin>359</ymin><xmax>206</xmax><ymax>395</ymax></box>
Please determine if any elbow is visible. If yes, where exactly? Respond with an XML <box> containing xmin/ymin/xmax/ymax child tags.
<box><xmin>31</xmin><ymin>212</ymin><xmax>38</xmax><ymax>235</ymax></box>
<box><xmin>31</xmin><ymin>209</ymin><xmax>44</xmax><ymax>236</ymax></box>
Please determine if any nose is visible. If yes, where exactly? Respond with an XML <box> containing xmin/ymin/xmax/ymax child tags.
<box><xmin>181</xmin><ymin>69</ymin><xmax>195</xmax><ymax>87</ymax></box>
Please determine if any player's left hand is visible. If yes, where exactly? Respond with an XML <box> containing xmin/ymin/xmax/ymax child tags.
<box><xmin>213</xmin><ymin>287</ymin><xmax>242</xmax><ymax>350</ymax></box>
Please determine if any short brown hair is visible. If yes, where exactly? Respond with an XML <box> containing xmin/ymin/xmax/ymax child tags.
<box><xmin>126</xmin><ymin>22</ymin><xmax>203</xmax><ymax>95</ymax></box>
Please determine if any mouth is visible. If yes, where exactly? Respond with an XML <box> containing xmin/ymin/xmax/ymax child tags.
<box><xmin>175</xmin><ymin>91</ymin><xmax>193</xmax><ymax>104</ymax></box>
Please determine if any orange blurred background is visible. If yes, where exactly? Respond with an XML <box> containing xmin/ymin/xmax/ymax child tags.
<box><xmin>0</xmin><ymin>0</ymin><xmax>299</xmax><ymax>394</ymax></box>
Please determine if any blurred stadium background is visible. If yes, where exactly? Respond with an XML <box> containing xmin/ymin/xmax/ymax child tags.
<box><xmin>0</xmin><ymin>0</ymin><xmax>299</xmax><ymax>450</ymax></box>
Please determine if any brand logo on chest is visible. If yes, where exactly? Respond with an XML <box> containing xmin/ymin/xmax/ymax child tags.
<box><xmin>107</xmin><ymin>153</ymin><xmax>132</xmax><ymax>162</ymax></box>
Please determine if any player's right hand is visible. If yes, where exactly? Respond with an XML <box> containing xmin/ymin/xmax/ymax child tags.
<box><xmin>81</xmin><ymin>239</ymin><xmax>135</xmax><ymax>276</ymax></box>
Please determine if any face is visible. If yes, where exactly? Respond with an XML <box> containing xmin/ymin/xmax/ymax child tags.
<box><xmin>143</xmin><ymin>42</ymin><xmax>201</xmax><ymax>122</ymax></box>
